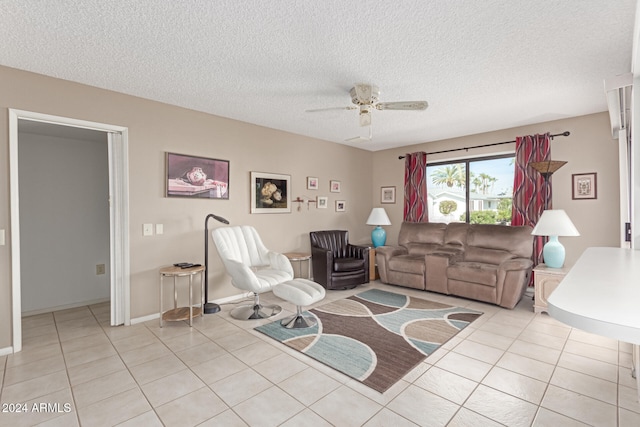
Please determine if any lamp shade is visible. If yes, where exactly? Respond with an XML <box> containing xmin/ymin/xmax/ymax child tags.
<box><xmin>528</xmin><ymin>160</ymin><xmax>568</xmax><ymax>176</ymax></box>
<box><xmin>366</xmin><ymin>208</ymin><xmax>391</xmax><ymax>226</ymax></box>
<box><xmin>531</xmin><ymin>210</ymin><xmax>580</xmax><ymax>237</ymax></box>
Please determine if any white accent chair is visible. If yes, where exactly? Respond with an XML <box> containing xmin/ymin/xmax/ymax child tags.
<box><xmin>212</xmin><ymin>225</ymin><xmax>294</xmax><ymax>320</ymax></box>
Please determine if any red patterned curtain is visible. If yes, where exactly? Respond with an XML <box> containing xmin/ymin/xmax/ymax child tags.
<box><xmin>512</xmin><ymin>133</ymin><xmax>551</xmax><ymax>268</ymax></box>
<box><xmin>404</xmin><ymin>152</ymin><xmax>429</xmax><ymax>222</ymax></box>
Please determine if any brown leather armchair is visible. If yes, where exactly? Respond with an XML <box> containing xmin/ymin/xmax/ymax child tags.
<box><xmin>309</xmin><ymin>230</ymin><xmax>370</xmax><ymax>290</ymax></box>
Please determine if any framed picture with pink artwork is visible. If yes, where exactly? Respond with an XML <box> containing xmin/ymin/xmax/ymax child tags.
<box><xmin>166</xmin><ymin>152</ymin><xmax>229</xmax><ymax>199</ymax></box>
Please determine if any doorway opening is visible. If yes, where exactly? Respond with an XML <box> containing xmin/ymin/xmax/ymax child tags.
<box><xmin>9</xmin><ymin>109</ymin><xmax>130</xmax><ymax>353</ymax></box>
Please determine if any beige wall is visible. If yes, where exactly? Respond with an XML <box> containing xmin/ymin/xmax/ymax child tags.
<box><xmin>0</xmin><ymin>66</ymin><xmax>373</xmax><ymax>348</ymax></box>
<box><xmin>0</xmin><ymin>65</ymin><xmax>621</xmax><ymax>350</ymax></box>
<box><xmin>372</xmin><ymin>112</ymin><xmax>620</xmax><ymax>267</ymax></box>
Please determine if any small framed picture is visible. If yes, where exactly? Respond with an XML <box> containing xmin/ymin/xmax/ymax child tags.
<box><xmin>330</xmin><ymin>180</ymin><xmax>341</xmax><ymax>193</ymax></box>
<box><xmin>335</xmin><ymin>200</ymin><xmax>346</xmax><ymax>212</ymax></box>
<box><xmin>572</xmin><ymin>172</ymin><xmax>597</xmax><ymax>200</ymax></box>
<box><xmin>317</xmin><ymin>196</ymin><xmax>328</xmax><ymax>208</ymax></box>
<box><xmin>381</xmin><ymin>186</ymin><xmax>396</xmax><ymax>204</ymax></box>
<box><xmin>307</xmin><ymin>176</ymin><xmax>319</xmax><ymax>190</ymax></box>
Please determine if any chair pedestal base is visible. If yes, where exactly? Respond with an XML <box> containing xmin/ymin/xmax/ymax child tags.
<box><xmin>230</xmin><ymin>303</ymin><xmax>281</xmax><ymax>320</ymax></box>
<box><xmin>281</xmin><ymin>309</ymin><xmax>317</xmax><ymax>329</ymax></box>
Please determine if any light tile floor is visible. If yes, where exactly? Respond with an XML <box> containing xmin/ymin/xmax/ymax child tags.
<box><xmin>2</xmin><ymin>281</ymin><xmax>640</xmax><ymax>426</ymax></box>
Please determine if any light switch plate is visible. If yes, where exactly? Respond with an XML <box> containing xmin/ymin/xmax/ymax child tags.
<box><xmin>0</xmin><ymin>229</ymin><xmax>4</xmax><ymax>246</ymax></box>
<box><xmin>143</xmin><ymin>223</ymin><xmax>153</xmax><ymax>236</ymax></box>
<box><xmin>155</xmin><ymin>224</ymin><xmax>164</xmax><ymax>235</ymax></box>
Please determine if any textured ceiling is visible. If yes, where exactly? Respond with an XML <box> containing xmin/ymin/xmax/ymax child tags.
<box><xmin>1</xmin><ymin>1</ymin><xmax>637</xmax><ymax>151</ymax></box>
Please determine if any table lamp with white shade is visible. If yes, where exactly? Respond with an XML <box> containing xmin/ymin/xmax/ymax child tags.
<box><xmin>366</xmin><ymin>208</ymin><xmax>391</xmax><ymax>247</ymax></box>
<box><xmin>531</xmin><ymin>209</ymin><xmax>580</xmax><ymax>268</ymax></box>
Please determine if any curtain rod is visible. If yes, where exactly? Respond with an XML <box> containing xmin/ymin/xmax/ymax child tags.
<box><xmin>397</xmin><ymin>131</ymin><xmax>570</xmax><ymax>159</ymax></box>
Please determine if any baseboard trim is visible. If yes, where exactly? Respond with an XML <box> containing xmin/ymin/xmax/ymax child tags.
<box><xmin>130</xmin><ymin>292</ymin><xmax>251</xmax><ymax>324</ymax></box>
<box><xmin>0</xmin><ymin>346</ymin><xmax>14</xmax><ymax>356</ymax></box>
<box><xmin>131</xmin><ymin>312</ymin><xmax>159</xmax><ymax>325</ymax></box>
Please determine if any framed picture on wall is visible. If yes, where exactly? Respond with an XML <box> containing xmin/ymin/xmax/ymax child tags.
<box><xmin>251</xmin><ymin>171</ymin><xmax>291</xmax><ymax>213</ymax></box>
<box><xmin>336</xmin><ymin>200</ymin><xmax>346</xmax><ymax>212</ymax></box>
<box><xmin>317</xmin><ymin>196</ymin><xmax>328</xmax><ymax>208</ymax></box>
<box><xmin>381</xmin><ymin>186</ymin><xmax>396</xmax><ymax>204</ymax></box>
<box><xmin>572</xmin><ymin>172</ymin><xmax>597</xmax><ymax>200</ymax></box>
<box><xmin>166</xmin><ymin>152</ymin><xmax>229</xmax><ymax>199</ymax></box>
<box><xmin>307</xmin><ymin>177</ymin><xmax>319</xmax><ymax>190</ymax></box>
<box><xmin>330</xmin><ymin>180</ymin><xmax>341</xmax><ymax>193</ymax></box>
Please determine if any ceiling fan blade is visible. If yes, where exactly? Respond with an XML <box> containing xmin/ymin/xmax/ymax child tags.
<box><xmin>305</xmin><ymin>106</ymin><xmax>357</xmax><ymax>113</ymax></box>
<box><xmin>375</xmin><ymin>101</ymin><xmax>428</xmax><ymax>111</ymax></box>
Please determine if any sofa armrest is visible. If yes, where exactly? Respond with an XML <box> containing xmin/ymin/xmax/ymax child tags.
<box><xmin>267</xmin><ymin>251</ymin><xmax>294</xmax><ymax>278</ymax></box>
<box><xmin>375</xmin><ymin>246</ymin><xmax>407</xmax><ymax>283</ymax></box>
<box><xmin>310</xmin><ymin>245</ymin><xmax>333</xmax><ymax>287</ymax></box>
<box><xmin>347</xmin><ymin>244</ymin><xmax>370</xmax><ymax>282</ymax></box>
<box><xmin>499</xmin><ymin>258</ymin><xmax>534</xmax><ymax>271</ymax></box>
<box><xmin>496</xmin><ymin>257</ymin><xmax>534</xmax><ymax>309</ymax></box>
<box><xmin>425</xmin><ymin>252</ymin><xmax>459</xmax><ymax>293</ymax></box>
<box><xmin>375</xmin><ymin>245</ymin><xmax>407</xmax><ymax>260</ymax></box>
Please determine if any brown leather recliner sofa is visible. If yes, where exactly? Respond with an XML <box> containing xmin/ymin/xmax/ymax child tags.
<box><xmin>376</xmin><ymin>222</ymin><xmax>534</xmax><ymax>309</ymax></box>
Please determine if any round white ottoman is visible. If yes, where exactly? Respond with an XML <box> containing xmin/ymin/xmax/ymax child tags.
<box><xmin>273</xmin><ymin>278</ymin><xmax>326</xmax><ymax>329</ymax></box>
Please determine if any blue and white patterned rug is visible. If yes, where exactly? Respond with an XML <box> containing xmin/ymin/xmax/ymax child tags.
<box><xmin>255</xmin><ymin>289</ymin><xmax>483</xmax><ymax>393</ymax></box>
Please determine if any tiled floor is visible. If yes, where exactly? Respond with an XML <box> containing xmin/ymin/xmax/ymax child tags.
<box><xmin>2</xmin><ymin>281</ymin><xmax>640</xmax><ymax>426</ymax></box>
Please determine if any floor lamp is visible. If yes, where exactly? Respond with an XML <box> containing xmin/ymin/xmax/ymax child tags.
<box><xmin>204</xmin><ymin>213</ymin><xmax>229</xmax><ymax>314</ymax></box>
<box><xmin>528</xmin><ymin>160</ymin><xmax>568</xmax><ymax>268</ymax></box>
<box><xmin>528</xmin><ymin>160</ymin><xmax>567</xmax><ymax>210</ymax></box>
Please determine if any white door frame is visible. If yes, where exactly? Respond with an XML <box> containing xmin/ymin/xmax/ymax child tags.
<box><xmin>9</xmin><ymin>109</ymin><xmax>130</xmax><ymax>352</ymax></box>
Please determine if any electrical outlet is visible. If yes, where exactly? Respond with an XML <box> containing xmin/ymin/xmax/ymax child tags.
<box><xmin>96</xmin><ymin>264</ymin><xmax>106</xmax><ymax>275</ymax></box>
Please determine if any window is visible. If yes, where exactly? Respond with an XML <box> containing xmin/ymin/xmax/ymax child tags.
<box><xmin>426</xmin><ymin>155</ymin><xmax>514</xmax><ymax>224</ymax></box>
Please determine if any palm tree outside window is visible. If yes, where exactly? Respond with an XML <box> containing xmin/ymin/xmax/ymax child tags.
<box><xmin>426</xmin><ymin>155</ymin><xmax>514</xmax><ymax>224</ymax></box>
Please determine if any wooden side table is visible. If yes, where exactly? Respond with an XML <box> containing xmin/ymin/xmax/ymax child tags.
<box><xmin>369</xmin><ymin>247</ymin><xmax>379</xmax><ymax>281</ymax></box>
<box><xmin>533</xmin><ymin>263</ymin><xmax>570</xmax><ymax>314</ymax></box>
<box><xmin>284</xmin><ymin>252</ymin><xmax>312</xmax><ymax>279</ymax></box>
<box><xmin>159</xmin><ymin>265</ymin><xmax>205</xmax><ymax>327</ymax></box>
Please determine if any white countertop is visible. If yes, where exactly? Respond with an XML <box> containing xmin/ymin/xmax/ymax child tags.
<box><xmin>548</xmin><ymin>247</ymin><xmax>640</xmax><ymax>345</ymax></box>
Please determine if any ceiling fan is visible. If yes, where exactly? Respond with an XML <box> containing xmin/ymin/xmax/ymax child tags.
<box><xmin>306</xmin><ymin>84</ymin><xmax>429</xmax><ymax>137</ymax></box>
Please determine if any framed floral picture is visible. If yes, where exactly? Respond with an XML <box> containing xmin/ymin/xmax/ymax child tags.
<box><xmin>251</xmin><ymin>171</ymin><xmax>291</xmax><ymax>213</ymax></box>
<box><xmin>572</xmin><ymin>172</ymin><xmax>597</xmax><ymax>200</ymax></box>
<box><xmin>317</xmin><ymin>196</ymin><xmax>328</xmax><ymax>208</ymax></box>
<box><xmin>330</xmin><ymin>180</ymin><xmax>341</xmax><ymax>193</ymax></box>
<box><xmin>166</xmin><ymin>152</ymin><xmax>229</xmax><ymax>199</ymax></box>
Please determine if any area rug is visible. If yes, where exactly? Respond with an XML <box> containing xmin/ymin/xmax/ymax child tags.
<box><xmin>255</xmin><ymin>289</ymin><xmax>483</xmax><ymax>393</ymax></box>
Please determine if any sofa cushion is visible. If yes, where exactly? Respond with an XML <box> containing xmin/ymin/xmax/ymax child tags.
<box><xmin>399</xmin><ymin>222</ymin><xmax>446</xmax><ymax>247</ymax></box>
<box><xmin>388</xmin><ymin>255</ymin><xmax>425</xmax><ymax>275</ymax></box>
<box><xmin>447</xmin><ymin>262</ymin><xmax>497</xmax><ymax>287</ymax></box>
<box><xmin>334</xmin><ymin>257</ymin><xmax>365</xmax><ymax>272</ymax></box>
<box><xmin>443</xmin><ymin>222</ymin><xmax>469</xmax><ymax>246</ymax></box>
<box><xmin>466</xmin><ymin>224</ymin><xmax>533</xmax><ymax>259</ymax></box>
